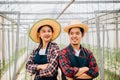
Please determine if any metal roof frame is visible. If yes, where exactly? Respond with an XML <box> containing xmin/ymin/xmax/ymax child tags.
<box><xmin>0</xmin><ymin>1</ymin><xmax>120</xmax><ymax>4</ymax></box>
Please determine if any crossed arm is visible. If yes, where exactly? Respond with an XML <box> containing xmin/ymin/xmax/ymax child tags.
<box><xmin>59</xmin><ymin>49</ymin><xmax>99</xmax><ymax>80</ymax></box>
<box><xmin>26</xmin><ymin>44</ymin><xmax>60</xmax><ymax>77</ymax></box>
<box><xmin>66</xmin><ymin>67</ymin><xmax>92</xmax><ymax>80</ymax></box>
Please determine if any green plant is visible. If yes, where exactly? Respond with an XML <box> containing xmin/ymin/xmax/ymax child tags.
<box><xmin>0</xmin><ymin>47</ymin><xmax>27</xmax><ymax>78</ymax></box>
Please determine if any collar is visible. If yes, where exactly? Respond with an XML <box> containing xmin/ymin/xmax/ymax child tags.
<box><xmin>68</xmin><ymin>44</ymin><xmax>83</xmax><ymax>51</ymax></box>
<box><xmin>36</xmin><ymin>42</ymin><xmax>51</xmax><ymax>53</ymax></box>
<box><xmin>68</xmin><ymin>44</ymin><xmax>86</xmax><ymax>57</ymax></box>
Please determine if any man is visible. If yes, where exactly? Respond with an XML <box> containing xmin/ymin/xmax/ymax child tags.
<box><xmin>59</xmin><ymin>20</ymin><xmax>99</xmax><ymax>80</ymax></box>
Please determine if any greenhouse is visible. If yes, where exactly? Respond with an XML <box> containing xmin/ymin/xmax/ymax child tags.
<box><xmin>0</xmin><ymin>0</ymin><xmax>120</xmax><ymax>80</ymax></box>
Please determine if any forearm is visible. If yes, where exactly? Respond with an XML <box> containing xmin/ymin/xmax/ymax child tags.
<box><xmin>66</xmin><ymin>76</ymin><xmax>73</xmax><ymax>80</ymax></box>
<box><xmin>38</xmin><ymin>60</ymin><xmax>58</xmax><ymax>77</ymax></box>
<box><xmin>85</xmin><ymin>68</ymin><xmax>99</xmax><ymax>78</ymax></box>
<box><xmin>26</xmin><ymin>54</ymin><xmax>38</xmax><ymax>74</ymax></box>
<box><xmin>75</xmin><ymin>67</ymin><xmax>89</xmax><ymax>77</ymax></box>
<box><xmin>36</xmin><ymin>63</ymin><xmax>48</xmax><ymax>70</ymax></box>
<box><xmin>26</xmin><ymin>63</ymin><xmax>38</xmax><ymax>74</ymax></box>
<box><xmin>76</xmin><ymin>73</ymin><xmax>92</xmax><ymax>79</ymax></box>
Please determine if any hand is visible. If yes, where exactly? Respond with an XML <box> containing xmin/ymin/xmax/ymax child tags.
<box><xmin>75</xmin><ymin>67</ymin><xmax>89</xmax><ymax>77</ymax></box>
<box><xmin>40</xmin><ymin>64</ymin><xmax>48</xmax><ymax>70</ymax></box>
<box><xmin>37</xmin><ymin>64</ymin><xmax>48</xmax><ymax>70</ymax></box>
<box><xmin>76</xmin><ymin>73</ymin><xmax>92</xmax><ymax>79</ymax></box>
<box><xmin>66</xmin><ymin>77</ymin><xmax>73</xmax><ymax>80</ymax></box>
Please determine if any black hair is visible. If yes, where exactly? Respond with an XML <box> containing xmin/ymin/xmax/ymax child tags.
<box><xmin>68</xmin><ymin>27</ymin><xmax>84</xmax><ymax>36</ymax></box>
<box><xmin>37</xmin><ymin>24</ymin><xmax>54</xmax><ymax>33</ymax></box>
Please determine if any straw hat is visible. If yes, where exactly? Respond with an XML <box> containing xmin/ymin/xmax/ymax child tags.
<box><xmin>64</xmin><ymin>20</ymin><xmax>88</xmax><ymax>33</ymax></box>
<box><xmin>29</xmin><ymin>18</ymin><xmax>61</xmax><ymax>43</ymax></box>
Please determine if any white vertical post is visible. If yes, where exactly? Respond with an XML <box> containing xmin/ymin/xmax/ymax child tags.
<box><xmin>13</xmin><ymin>12</ymin><xmax>20</xmax><ymax>80</ymax></box>
<box><xmin>95</xmin><ymin>14</ymin><xmax>104</xmax><ymax>80</ymax></box>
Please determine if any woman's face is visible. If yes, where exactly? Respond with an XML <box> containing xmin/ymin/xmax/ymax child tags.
<box><xmin>38</xmin><ymin>26</ymin><xmax>53</xmax><ymax>43</ymax></box>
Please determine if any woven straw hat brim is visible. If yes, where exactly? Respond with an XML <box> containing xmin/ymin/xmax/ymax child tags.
<box><xmin>29</xmin><ymin>18</ymin><xmax>61</xmax><ymax>43</ymax></box>
<box><xmin>64</xmin><ymin>23</ymin><xmax>88</xmax><ymax>33</ymax></box>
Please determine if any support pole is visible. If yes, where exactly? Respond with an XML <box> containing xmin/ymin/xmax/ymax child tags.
<box><xmin>12</xmin><ymin>22</ymin><xmax>14</xmax><ymax>55</ymax></box>
<box><xmin>25</xmin><ymin>25</ymin><xmax>30</xmax><ymax>80</ymax></box>
<box><xmin>115</xmin><ymin>13</ymin><xmax>118</xmax><ymax>54</ymax></box>
<box><xmin>95</xmin><ymin>14</ymin><xmax>104</xmax><ymax>80</ymax></box>
<box><xmin>1</xmin><ymin>16</ymin><xmax>5</xmax><ymax>68</ymax></box>
<box><xmin>7</xmin><ymin>29</ymin><xmax>11</xmax><ymax>80</ymax></box>
<box><xmin>12</xmin><ymin>12</ymin><xmax>20</xmax><ymax>80</ymax></box>
<box><xmin>115</xmin><ymin>13</ymin><xmax>118</xmax><ymax>76</ymax></box>
<box><xmin>56</xmin><ymin>0</ymin><xmax>75</xmax><ymax>19</ymax></box>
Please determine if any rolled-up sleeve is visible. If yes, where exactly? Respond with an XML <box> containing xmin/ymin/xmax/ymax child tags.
<box><xmin>26</xmin><ymin>50</ymin><xmax>38</xmax><ymax>75</ymax></box>
<box><xmin>85</xmin><ymin>50</ymin><xmax>99</xmax><ymax>78</ymax></box>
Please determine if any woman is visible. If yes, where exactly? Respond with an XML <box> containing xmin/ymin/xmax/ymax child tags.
<box><xmin>26</xmin><ymin>18</ymin><xmax>61</xmax><ymax>80</ymax></box>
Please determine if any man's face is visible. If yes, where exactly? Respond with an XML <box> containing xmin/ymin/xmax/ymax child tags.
<box><xmin>69</xmin><ymin>27</ymin><xmax>83</xmax><ymax>45</ymax></box>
